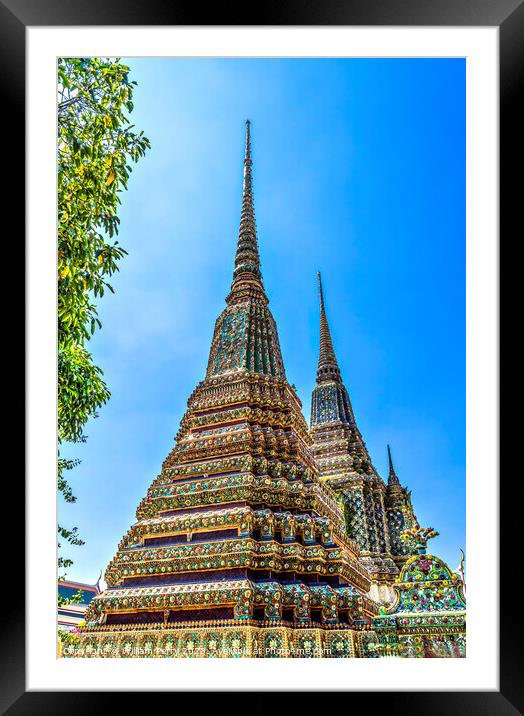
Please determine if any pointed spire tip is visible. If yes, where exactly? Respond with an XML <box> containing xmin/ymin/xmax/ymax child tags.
<box><xmin>230</xmin><ymin>119</ymin><xmax>263</xmax><ymax>293</ymax></box>
<box><xmin>387</xmin><ymin>444</ymin><xmax>400</xmax><ymax>485</ymax></box>
<box><xmin>316</xmin><ymin>272</ymin><xmax>341</xmax><ymax>384</ymax></box>
<box><xmin>317</xmin><ymin>272</ymin><xmax>325</xmax><ymax>309</ymax></box>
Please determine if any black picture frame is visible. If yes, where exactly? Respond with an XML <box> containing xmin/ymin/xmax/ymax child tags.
<box><xmin>7</xmin><ymin>0</ymin><xmax>521</xmax><ymax>712</ymax></box>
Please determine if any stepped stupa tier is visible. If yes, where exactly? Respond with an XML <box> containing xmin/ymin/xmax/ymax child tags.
<box><xmin>310</xmin><ymin>274</ymin><xmax>417</xmax><ymax>596</ymax></box>
<box><xmin>76</xmin><ymin>122</ymin><xmax>378</xmax><ymax>659</ymax></box>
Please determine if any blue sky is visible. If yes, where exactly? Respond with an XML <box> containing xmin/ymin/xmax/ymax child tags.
<box><xmin>60</xmin><ymin>58</ymin><xmax>465</xmax><ymax>583</ymax></box>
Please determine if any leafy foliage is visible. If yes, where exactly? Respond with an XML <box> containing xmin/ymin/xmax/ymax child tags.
<box><xmin>57</xmin><ymin>588</ymin><xmax>85</xmax><ymax>609</ymax></box>
<box><xmin>58</xmin><ymin>524</ymin><xmax>85</xmax><ymax>574</ymax></box>
<box><xmin>58</xmin><ymin>628</ymin><xmax>80</xmax><ymax>644</ymax></box>
<box><xmin>57</xmin><ymin>57</ymin><xmax>150</xmax><ymax>584</ymax></box>
<box><xmin>58</xmin><ymin>624</ymin><xmax>85</xmax><ymax>649</ymax></box>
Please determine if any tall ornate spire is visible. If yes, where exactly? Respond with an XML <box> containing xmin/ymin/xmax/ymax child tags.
<box><xmin>387</xmin><ymin>444</ymin><xmax>401</xmax><ymax>486</ymax></box>
<box><xmin>317</xmin><ymin>272</ymin><xmax>341</xmax><ymax>384</ymax></box>
<box><xmin>231</xmin><ymin>119</ymin><xmax>263</xmax><ymax>292</ymax></box>
<box><xmin>206</xmin><ymin>121</ymin><xmax>286</xmax><ymax>379</ymax></box>
<box><xmin>311</xmin><ymin>273</ymin><xmax>354</xmax><ymax>426</ymax></box>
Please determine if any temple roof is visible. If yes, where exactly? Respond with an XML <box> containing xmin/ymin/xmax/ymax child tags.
<box><xmin>58</xmin><ymin>578</ymin><xmax>100</xmax><ymax>605</ymax></box>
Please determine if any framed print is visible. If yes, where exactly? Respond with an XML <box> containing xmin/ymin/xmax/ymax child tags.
<box><xmin>6</xmin><ymin>0</ymin><xmax>522</xmax><ymax>711</ymax></box>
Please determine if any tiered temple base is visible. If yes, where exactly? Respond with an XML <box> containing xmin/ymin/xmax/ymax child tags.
<box><xmin>62</xmin><ymin>620</ymin><xmax>376</xmax><ymax>658</ymax></box>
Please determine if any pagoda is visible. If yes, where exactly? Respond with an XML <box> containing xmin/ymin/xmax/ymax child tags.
<box><xmin>73</xmin><ymin>121</ymin><xmax>379</xmax><ymax>659</ymax></box>
<box><xmin>310</xmin><ymin>274</ymin><xmax>417</xmax><ymax>601</ymax></box>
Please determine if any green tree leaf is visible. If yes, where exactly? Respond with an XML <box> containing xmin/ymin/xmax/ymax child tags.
<box><xmin>57</xmin><ymin>57</ymin><xmax>150</xmax><ymax>599</ymax></box>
